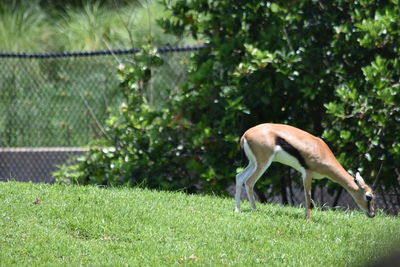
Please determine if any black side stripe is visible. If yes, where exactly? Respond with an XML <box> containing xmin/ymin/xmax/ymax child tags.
<box><xmin>275</xmin><ymin>136</ymin><xmax>308</xmax><ymax>169</ymax></box>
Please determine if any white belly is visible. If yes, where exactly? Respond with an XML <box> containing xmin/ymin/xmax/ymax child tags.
<box><xmin>273</xmin><ymin>146</ymin><xmax>306</xmax><ymax>178</ymax></box>
<box><xmin>273</xmin><ymin>146</ymin><xmax>327</xmax><ymax>179</ymax></box>
<box><xmin>312</xmin><ymin>172</ymin><xmax>325</xmax><ymax>179</ymax></box>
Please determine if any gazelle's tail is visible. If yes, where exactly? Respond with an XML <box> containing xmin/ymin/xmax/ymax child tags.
<box><xmin>240</xmin><ymin>136</ymin><xmax>246</xmax><ymax>149</ymax></box>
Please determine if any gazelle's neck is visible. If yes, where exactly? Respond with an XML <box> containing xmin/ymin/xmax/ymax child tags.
<box><xmin>329</xmin><ymin>166</ymin><xmax>358</xmax><ymax>193</ymax></box>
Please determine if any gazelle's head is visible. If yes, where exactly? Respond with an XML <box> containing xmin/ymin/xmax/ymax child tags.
<box><xmin>353</xmin><ymin>172</ymin><xmax>376</xmax><ymax>218</ymax></box>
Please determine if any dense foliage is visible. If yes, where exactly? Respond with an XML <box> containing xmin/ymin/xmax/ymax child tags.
<box><xmin>322</xmin><ymin>1</ymin><xmax>400</xmax><ymax>188</ymax></box>
<box><xmin>56</xmin><ymin>0</ymin><xmax>400</xmax><ymax>199</ymax></box>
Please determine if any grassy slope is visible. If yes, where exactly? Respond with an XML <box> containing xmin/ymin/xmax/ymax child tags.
<box><xmin>0</xmin><ymin>182</ymin><xmax>398</xmax><ymax>266</ymax></box>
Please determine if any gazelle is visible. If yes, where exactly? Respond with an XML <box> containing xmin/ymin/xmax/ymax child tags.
<box><xmin>235</xmin><ymin>123</ymin><xmax>376</xmax><ymax>219</ymax></box>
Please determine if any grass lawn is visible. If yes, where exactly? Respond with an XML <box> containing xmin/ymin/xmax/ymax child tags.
<box><xmin>0</xmin><ymin>182</ymin><xmax>398</xmax><ymax>266</ymax></box>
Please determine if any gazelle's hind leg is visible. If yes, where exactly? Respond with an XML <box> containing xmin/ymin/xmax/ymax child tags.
<box><xmin>235</xmin><ymin>138</ymin><xmax>274</xmax><ymax>212</ymax></box>
<box><xmin>244</xmin><ymin>157</ymin><xmax>274</xmax><ymax>210</ymax></box>
<box><xmin>235</xmin><ymin>156</ymin><xmax>256</xmax><ymax>212</ymax></box>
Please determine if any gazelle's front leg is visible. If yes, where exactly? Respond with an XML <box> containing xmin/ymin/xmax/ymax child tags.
<box><xmin>303</xmin><ymin>171</ymin><xmax>313</xmax><ymax>220</ymax></box>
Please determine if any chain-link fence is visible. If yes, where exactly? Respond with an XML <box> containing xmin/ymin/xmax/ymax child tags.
<box><xmin>0</xmin><ymin>46</ymin><xmax>398</xmax><ymax>215</ymax></box>
<box><xmin>0</xmin><ymin>46</ymin><xmax>200</xmax><ymax>182</ymax></box>
<box><xmin>0</xmin><ymin>47</ymin><xmax>201</xmax><ymax>147</ymax></box>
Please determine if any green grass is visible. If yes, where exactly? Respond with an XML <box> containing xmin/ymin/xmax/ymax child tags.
<box><xmin>0</xmin><ymin>182</ymin><xmax>398</xmax><ymax>266</ymax></box>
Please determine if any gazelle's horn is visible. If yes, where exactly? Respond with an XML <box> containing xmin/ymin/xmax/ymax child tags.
<box><xmin>372</xmin><ymin>161</ymin><xmax>384</xmax><ymax>191</ymax></box>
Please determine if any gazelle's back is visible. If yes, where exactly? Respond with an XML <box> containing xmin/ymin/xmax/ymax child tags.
<box><xmin>243</xmin><ymin>123</ymin><xmax>342</xmax><ymax>176</ymax></box>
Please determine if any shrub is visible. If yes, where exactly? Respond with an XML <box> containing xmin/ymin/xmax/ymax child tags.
<box><xmin>56</xmin><ymin>0</ymin><xmax>400</xmax><ymax>199</ymax></box>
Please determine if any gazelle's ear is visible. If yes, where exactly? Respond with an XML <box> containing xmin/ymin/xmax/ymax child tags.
<box><xmin>354</xmin><ymin>172</ymin><xmax>365</xmax><ymax>190</ymax></box>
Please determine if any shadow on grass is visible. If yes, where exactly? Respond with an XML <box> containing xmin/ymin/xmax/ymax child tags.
<box><xmin>236</xmin><ymin>206</ymin><xmax>306</xmax><ymax>220</ymax></box>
